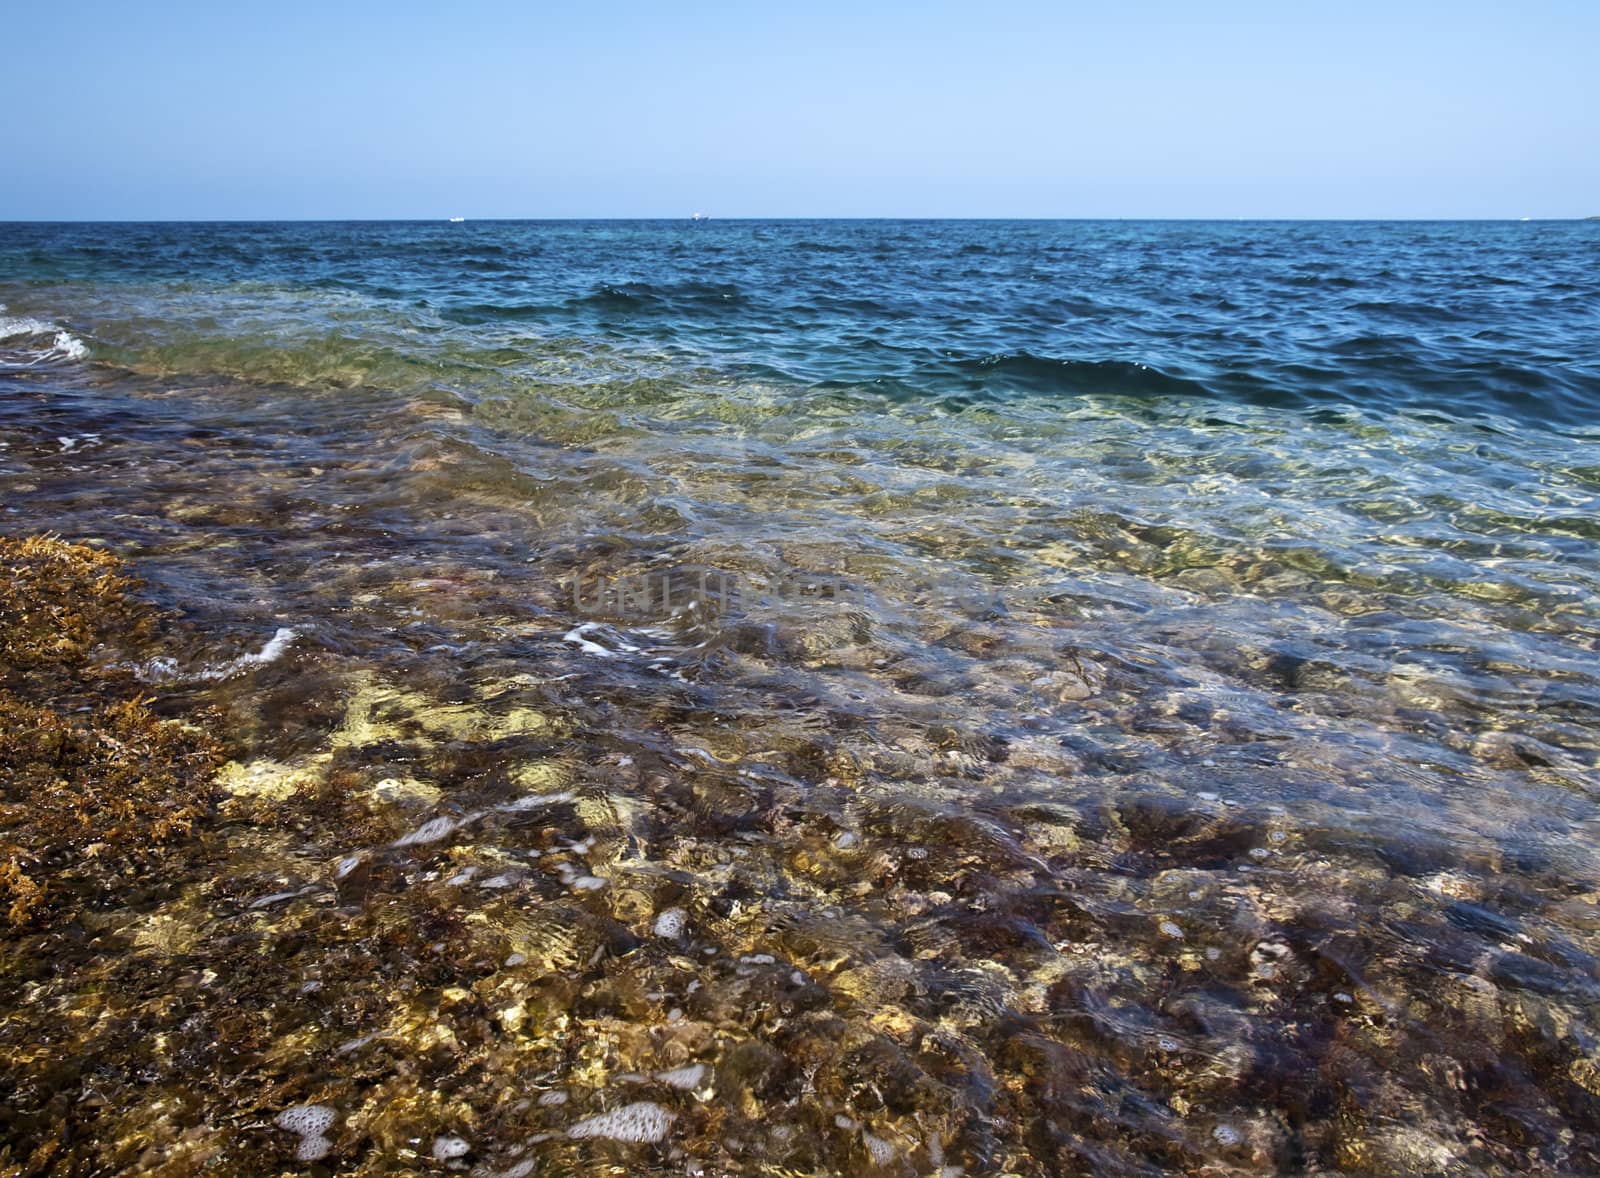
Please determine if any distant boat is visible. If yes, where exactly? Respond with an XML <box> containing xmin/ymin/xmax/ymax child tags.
<box><xmin>690</xmin><ymin>212</ymin><xmax>709</xmax><ymax>222</ymax></box>
<box><xmin>449</xmin><ymin>216</ymin><xmax>466</xmax><ymax>223</ymax></box>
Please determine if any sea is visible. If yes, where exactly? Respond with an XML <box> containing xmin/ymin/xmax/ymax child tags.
<box><xmin>2</xmin><ymin>219</ymin><xmax>1599</xmax><ymax>1175</ymax></box>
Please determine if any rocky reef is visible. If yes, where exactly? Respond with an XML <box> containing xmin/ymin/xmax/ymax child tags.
<box><xmin>2</xmin><ymin>527</ymin><xmax>1599</xmax><ymax>1176</ymax></box>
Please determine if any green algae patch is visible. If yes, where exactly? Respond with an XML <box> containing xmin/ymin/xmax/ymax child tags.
<box><xmin>0</xmin><ymin>536</ymin><xmax>223</xmax><ymax>928</ymax></box>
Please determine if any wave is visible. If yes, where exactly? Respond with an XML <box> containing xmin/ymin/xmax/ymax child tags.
<box><xmin>1345</xmin><ymin>299</ymin><xmax>1465</xmax><ymax>324</ymax></box>
<box><xmin>825</xmin><ymin>345</ymin><xmax>1600</xmax><ymax>431</ymax></box>
<box><xmin>441</xmin><ymin>300</ymin><xmax>562</xmax><ymax>324</ymax></box>
<box><xmin>3</xmin><ymin>221</ymin><xmax>1595</xmax><ymax>434</ymax></box>
<box><xmin>578</xmin><ymin>281</ymin><xmax>747</xmax><ymax>314</ymax></box>
<box><xmin>0</xmin><ymin>307</ymin><xmax>90</xmax><ymax>367</ymax></box>
<box><xmin>945</xmin><ymin>352</ymin><xmax>1214</xmax><ymax>399</ymax></box>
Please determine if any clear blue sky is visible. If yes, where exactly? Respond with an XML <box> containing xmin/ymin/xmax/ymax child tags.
<box><xmin>5</xmin><ymin>0</ymin><xmax>1596</xmax><ymax>219</ymax></box>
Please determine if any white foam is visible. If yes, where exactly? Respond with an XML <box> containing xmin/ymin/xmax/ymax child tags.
<box><xmin>566</xmin><ymin>1101</ymin><xmax>675</xmax><ymax>1144</ymax></box>
<box><xmin>144</xmin><ymin>628</ymin><xmax>299</xmax><ymax>685</ymax></box>
<box><xmin>137</xmin><ymin>656</ymin><xmax>181</xmax><ymax>683</ymax></box>
<box><xmin>248</xmin><ymin>626</ymin><xmax>298</xmax><ymax>663</ymax></box>
<box><xmin>564</xmin><ymin>622</ymin><xmax>618</xmax><ymax>657</ymax></box>
<box><xmin>199</xmin><ymin>627</ymin><xmax>298</xmax><ymax>681</ymax></box>
<box><xmin>0</xmin><ymin>311</ymin><xmax>89</xmax><ymax>366</ymax></box>
<box><xmin>392</xmin><ymin>816</ymin><xmax>458</xmax><ymax>847</ymax></box>
<box><xmin>562</xmin><ymin>622</ymin><xmax>643</xmax><ymax>659</ymax></box>
<box><xmin>54</xmin><ymin>332</ymin><xmax>88</xmax><ymax>360</ymax></box>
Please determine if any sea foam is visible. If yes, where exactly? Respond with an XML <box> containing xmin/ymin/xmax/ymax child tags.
<box><xmin>0</xmin><ymin>308</ymin><xmax>89</xmax><ymax>365</ymax></box>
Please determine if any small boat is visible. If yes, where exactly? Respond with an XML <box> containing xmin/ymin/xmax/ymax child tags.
<box><xmin>690</xmin><ymin>212</ymin><xmax>708</xmax><ymax>222</ymax></box>
<box><xmin>449</xmin><ymin>217</ymin><xmax>466</xmax><ymax>223</ymax></box>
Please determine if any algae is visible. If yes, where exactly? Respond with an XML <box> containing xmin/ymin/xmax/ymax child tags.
<box><xmin>0</xmin><ymin>536</ymin><xmax>222</xmax><ymax>929</ymax></box>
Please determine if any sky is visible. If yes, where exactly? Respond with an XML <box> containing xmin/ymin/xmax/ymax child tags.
<box><xmin>3</xmin><ymin>0</ymin><xmax>1597</xmax><ymax>220</ymax></box>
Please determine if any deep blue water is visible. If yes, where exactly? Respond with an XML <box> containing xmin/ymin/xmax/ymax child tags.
<box><xmin>3</xmin><ymin>219</ymin><xmax>1598</xmax><ymax>428</ymax></box>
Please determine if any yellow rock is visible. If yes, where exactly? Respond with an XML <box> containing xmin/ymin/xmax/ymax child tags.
<box><xmin>213</xmin><ymin>756</ymin><xmax>328</xmax><ymax>800</ymax></box>
<box><xmin>367</xmin><ymin>776</ymin><xmax>441</xmax><ymax>807</ymax></box>
<box><xmin>1570</xmin><ymin>1057</ymin><xmax>1600</xmax><ymax>1095</ymax></box>
<box><xmin>131</xmin><ymin>914</ymin><xmax>199</xmax><ymax>955</ymax></box>
<box><xmin>511</xmin><ymin>760</ymin><xmax>568</xmax><ymax>790</ymax></box>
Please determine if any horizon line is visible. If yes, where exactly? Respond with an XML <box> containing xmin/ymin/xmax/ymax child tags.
<box><xmin>2</xmin><ymin>215</ymin><xmax>1596</xmax><ymax>225</ymax></box>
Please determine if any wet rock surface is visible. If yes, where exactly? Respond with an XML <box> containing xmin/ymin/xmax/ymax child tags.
<box><xmin>1</xmin><ymin>369</ymin><xmax>1599</xmax><ymax>1175</ymax></box>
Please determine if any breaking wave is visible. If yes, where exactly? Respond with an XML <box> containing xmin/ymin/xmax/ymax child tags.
<box><xmin>0</xmin><ymin>306</ymin><xmax>90</xmax><ymax>367</ymax></box>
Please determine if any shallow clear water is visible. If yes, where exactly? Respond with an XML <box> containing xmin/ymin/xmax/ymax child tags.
<box><xmin>2</xmin><ymin>220</ymin><xmax>1600</xmax><ymax>1175</ymax></box>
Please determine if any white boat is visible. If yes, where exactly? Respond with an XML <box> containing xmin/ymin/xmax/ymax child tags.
<box><xmin>449</xmin><ymin>216</ymin><xmax>466</xmax><ymax>223</ymax></box>
<box><xmin>690</xmin><ymin>212</ymin><xmax>708</xmax><ymax>221</ymax></box>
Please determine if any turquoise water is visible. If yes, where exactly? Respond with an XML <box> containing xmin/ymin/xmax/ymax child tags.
<box><xmin>3</xmin><ymin>220</ymin><xmax>1600</xmax><ymax>1175</ymax></box>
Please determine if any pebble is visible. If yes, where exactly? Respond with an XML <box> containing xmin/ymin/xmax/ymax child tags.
<box><xmin>567</xmin><ymin>1101</ymin><xmax>676</xmax><ymax>1144</ymax></box>
<box><xmin>654</xmin><ymin>1063</ymin><xmax>708</xmax><ymax>1090</ymax></box>
<box><xmin>653</xmin><ymin>908</ymin><xmax>687</xmax><ymax>938</ymax></box>
<box><xmin>862</xmin><ymin>1131</ymin><xmax>896</xmax><ymax>1164</ymax></box>
<box><xmin>274</xmin><ymin>1104</ymin><xmax>337</xmax><ymax>1162</ymax></box>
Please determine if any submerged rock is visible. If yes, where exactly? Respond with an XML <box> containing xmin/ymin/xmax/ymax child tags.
<box><xmin>566</xmin><ymin>1100</ymin><xmax>676</xmax><ymax>1143</ymax></box>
